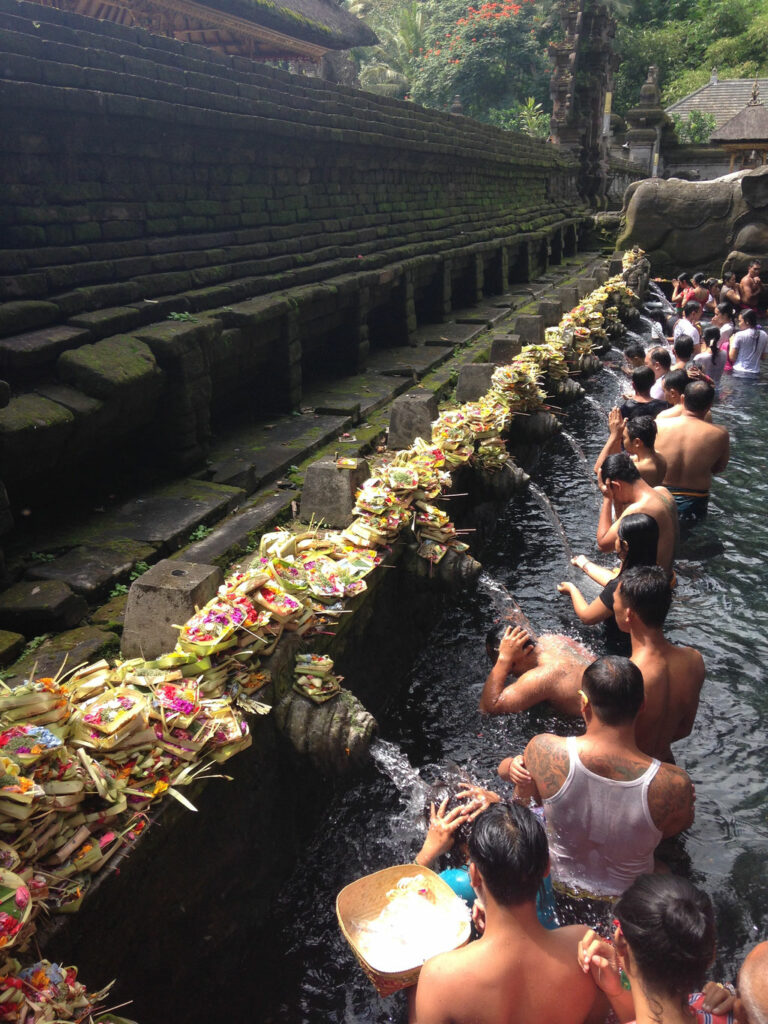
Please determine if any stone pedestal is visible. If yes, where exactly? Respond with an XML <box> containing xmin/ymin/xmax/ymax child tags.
<box><xmin>490</xmin><ymin>334</ymin><xmax>522</xmax><ymax>365</ymax></box>
<box><xmin>558</xmin><ymin>285</ymin><xmax>579</xmax><ymax>309</ymax></box>
<box><xmin>577</xmin><ymin>276</ymin><xmax>598</xmax><ymax>298</ymax></box>
<box><xmin>299</xmin><ymin>458</ymin><xmax>370</xmax><ymax>528</ymax></box>
<box><xmin>455</xmin><ymin>363</ymin><xmax>495</xmax><ymax>403</ymax></box>
<box><xmin>538</xmin><ymin>298</ymin><xmax>563</xmax><ymax>327</ymax></box>
<box><xmin>387</xmin><ymin>389</ymin><xmax>439</xmax><ymax>449</ymax></box>
<box><xmin>121</xmin><ymin>558</ymin><xmax>223</xmax><ymax>659</ymax></box>
<box><xmin>513</xmin><ymin>315</ymin><xmax>544</xmax><ymax>345</ymax></box>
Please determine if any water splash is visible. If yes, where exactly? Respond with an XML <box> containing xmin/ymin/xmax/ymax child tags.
<box><xmin>369</xmin><ymin>738</ymin><xmax>422</xmax><ymax>794</ymax></box>
<box><xmin>477</xmin><ymin>571</ymin><xmax>516</xmax><ymax>614</ymax></box>
<box><xmin>583</xmin><ymin>394</ymin><xmax>608</xmax><ymax>420</ymax></box>
<box><xmin>561</xmin><ymin>429</ymin><xmax>589</xmax><ymax>470</ymax></box>
<box><xmin>529</xmin><ymin>482</ymin><xmax>575</xmax><ymax>564</ymax></box>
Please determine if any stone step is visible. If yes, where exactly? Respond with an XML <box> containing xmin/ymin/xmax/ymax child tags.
<box><xmin>364</xmin><ymin>345</ymin><xmax>454</xmax><ymax>379</ymax></box>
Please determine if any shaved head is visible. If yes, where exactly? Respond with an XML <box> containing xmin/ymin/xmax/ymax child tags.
<box><xmin>739</xmin><ymin>942</ymin><xmax>768</xmax><ymax>1024</ymax></box>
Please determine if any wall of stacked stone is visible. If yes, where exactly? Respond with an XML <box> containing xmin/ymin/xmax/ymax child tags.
<box><xmin>0</xmin><ymin>0</ymin><xmax>589</xmax><ymax>504</ymax></box>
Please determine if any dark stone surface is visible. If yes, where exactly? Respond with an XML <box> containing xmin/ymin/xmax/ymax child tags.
<box><xmin>299</xmin><ymin>456</ymin><xmax>369</xmax><ymax>528</ymax></box>
<box><xmin>513</xmin><ymin>314</ymin><xmax>545</xmax><ymax>345</ymax></box>
<box><xmin>4</xmin><ymin>625</ymin><xmax>118</xmax><ymax>681</ymax></box>
<box><xmin>489</xmin><ymin>334</ymin><xmax>522</xmax><ymax>364</ymax></box>
<box><xmin>26</xmin><ymin>540</ymin><xmax>157</xmax><ymax>599</ymax></box>
<box><xmin>537</xmin><ymin>298</ymin><xmax>563</xmax><ymax>327</ymax></box>
<box><xmin>0</xmin><ymin>324</ymin><xmax>91</xmax><ymax>376</ymax></box>
<box><xmin>176</xmin><ymin>489</ymin><xmax>295</xmax><ymax>565</ymax></box>
<box><xmin>0</xmin><ymin>629</ymin><xmax>25</xmax><ymax>666</ymax></box>
<box><xmin>0</xmin><ymin>579</ymin><xmax>87</xmax><ymax>634</ymax></box>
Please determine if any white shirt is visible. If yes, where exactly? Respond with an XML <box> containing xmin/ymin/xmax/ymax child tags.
<box><xmin>673</xmin><ymin>318</ymin><xmax>700</xmax><ymax>348</ymax></box>
<box><xmin>730</xmin><ymin>327</ymin><xmax>768</xmax><ymax>376</ymax></box>
<box><xmin>650</xmin><ymin>378</ymin><xmax>666</xmax><ymax>400</ymax></box>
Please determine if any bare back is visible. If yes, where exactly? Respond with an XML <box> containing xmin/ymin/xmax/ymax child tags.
<box><xmin>619</xmin><ymin>485</ymin><xmax>677</xmax><ymax>573</ymax></box>
<box><xmin>633</xmin><ymin>450</ymin><xmax>666</xmax><ymax>487</ymax></box>
<box><xmin>656</xmin><ymin>415</ymin><xmax>730</xmax><ymax>492</ymax></box>
<box><xmin>414</xmin><ymin>923</ymin><xmax>604</xmax><ymax>1024</ymax></box>
<box><xmin>533</xmin><ymin>635</ymin><xmax>594</xmax><ymax>717</ymax></box>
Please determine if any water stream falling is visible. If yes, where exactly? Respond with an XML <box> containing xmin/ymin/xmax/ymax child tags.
<box><xmin>255</xmin><ymin>306</ymin><xmax>768</xmax><ymax>1023</ymax></box>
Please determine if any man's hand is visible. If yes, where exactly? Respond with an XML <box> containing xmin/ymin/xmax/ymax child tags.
<box><xmin>557</xmin><ymin>582</ymin><xmax>576</xmax><ymax>597</ymax></box>
<box><xmin>597</xmin><ymin>468</ymin><xmax>612</xmax><ymax>498</ymax></box>
<box><xmin>496</xmin><ymin>626</ymin><xmax>532</xmax><ymax>667</ymax></box>
<box><xmin>456</xmin><ymin>784</ymin><xmax>500</xmax><ymax>821</ymax></box>
<box><xmin>415</xmin><ymin>797</ymin><xmax>476</xmax><ymax>866</ymax></box>
<box><xmin>498</xmin><ymin>754</ymin><xmax>531</xmax><ymax>785</ymax></box>
<box><xmin>700</xmin><ymin>981</ymin><xmax>736</xmax><ymax>1015</ymax></box>
<box><xmin>608</xmin><ymin>407</ymin><xmax>625</xmax><ymax>437</ymax></box>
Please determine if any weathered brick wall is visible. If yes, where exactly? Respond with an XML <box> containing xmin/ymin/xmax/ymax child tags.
<box><xmin>0</xmin><ymin>0</ymin><xmax>588</xmax><ymax>501</ymax></box>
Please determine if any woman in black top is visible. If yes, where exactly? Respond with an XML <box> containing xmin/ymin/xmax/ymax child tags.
<box><xmin>557</xmin><ymin>513</ymin><xmax>659</xmax><ymax>628</ymax></box>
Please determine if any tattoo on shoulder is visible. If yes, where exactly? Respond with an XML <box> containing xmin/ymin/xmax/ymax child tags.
<box><xmin>650</xmin><ymin>765</ymin><xmax>692</xmax><ymax>828</ymax></box>
<box><xmin>527</xmin><ymin>735</ymin><xmax>569</xmax><ymax>798</ymax></box>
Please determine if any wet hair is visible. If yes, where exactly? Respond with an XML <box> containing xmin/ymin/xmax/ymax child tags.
<box><xmin>715</xmin><ymin>301</ymin><xmax>735</xmax><ymax>323</ymax></box>
<box><xmin>581</xmin><ymin>656</ymin><xmax>644</xmax><ymax>725</ymax></box>
<box><xmin>683</xmin><ymin>379</ymin><xmax>716</xmax><ymax>413</ymax></box>
<box><xmin>702</xmin><ymin>325</ymin><xmax>722</xmax><ymax>366</ymax></box>
<box><xmin>722</xmin><ymin>271</ymin><xmax>736</xmax><ymax>285</ymax></box>
<box><xmin>676</xmin><ymin>271</ymin><xmax>691</xmax><ymax>284</ymax></box>
<box><xmin>602</xmin><ymin>452</ymin><xmax>641</xmax><ymax>485</ymax></box>
<box><xmin>683</xmin><ymin>300</ymin><xmax>701</xmax><ymax>318</ymax></box>
<box><xmin>749</xmin><ymin>259</ymin><xmax>761</xmax><ymax>269</ymax></box>
<box><xmin>664</xmin><ymin>368</ymin><xmax>690</xmax><ymax>396</ymax></box>
<box><xmin>692</xmin><ymin>272</ymin><xmax>705</xmax><ymax>285</ymax></box>
<box><xmin>468</xmin><ymin>802</ymin><xmax>548</xmax><ymax>906</ymax></box>
<box><xmin>705</xmin><ymin>278</ymin><xmax>719</xmax><ymax>291</ymax></box>
<box><xmin>625</xmin><ymin>415</ymin><xmax>656</xmax><ymax>450</ymax></box>
<box><xmin>617</xmin><ymin>514</ymin><xmax>659</xmax><ymax>575</ymax></box>
<box><xmin>649</xmin><ymin>347</ymin><xmax>671</xmax><ymax>371</ymax></box>
<box><xmin>631</xmin><ymin>365</ymin><xmax>655</xmax><ymax>395</ymax></box>
<box><xmin>615</xmin><ymin>875</ymin><xmax>715</xmax><ymax>1000</ymax></box>
<box><xmin>425</xmin><ymin>781</ymin><xmax>474</xmax><ymax>867</ymax></box>
<box><xmin>485</xmin><ymin>622</ymin><xmax>534</xmax><ymax>661</ymax></box>
<box><xmin>624</xmin><ymin>341</ymin><xmax>646</xmax><ymax>361</ymax></box>
<box><xmin>673</xmin><ymin>334</ymin><xmax>694</xmax><ymax>360</ymax></box>
<box><xmin>617</xmin><ymin>565</ymin><xmax>672</xmax><ymax>628</ymax></box>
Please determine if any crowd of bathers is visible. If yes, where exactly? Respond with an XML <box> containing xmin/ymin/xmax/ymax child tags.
<box><xmin>402</xmin><ymin>265</ymin><xmax>768</xmax><ymax>1024</ymax></box>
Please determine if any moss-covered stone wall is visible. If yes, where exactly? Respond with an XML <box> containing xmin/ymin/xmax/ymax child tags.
<box><xmin>0</xmin><ymin>0</ymin><xmax>588</xmax><ymax>500</ymax></box>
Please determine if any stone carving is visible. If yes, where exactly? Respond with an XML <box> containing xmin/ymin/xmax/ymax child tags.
<box><xmin>617</xmin><ymin>165</ymin><xmax>768</xmax><ymax>275</ymax></box>
<box><xmin>274</xmin><ymin>687</ymin><xmax>377</xmax><ymax>774</ymax></box>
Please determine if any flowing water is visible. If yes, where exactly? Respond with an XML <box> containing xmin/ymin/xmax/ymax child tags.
<box><xmin>258</xmin><ymin>321</ymin><xmax>768</xmax><ymax>1023</ymax></box>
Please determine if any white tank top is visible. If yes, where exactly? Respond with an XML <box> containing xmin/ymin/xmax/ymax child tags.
<box><xmin>543</xmin><ymin>736</ymin><xmax>662</xmax><ymax>897</ymax></box>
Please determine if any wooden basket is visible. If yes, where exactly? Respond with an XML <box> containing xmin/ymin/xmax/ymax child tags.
<box><xmin>336</xmin><ymin>864</ymin><xmax>471</xmax><ymax>998</ymax></box>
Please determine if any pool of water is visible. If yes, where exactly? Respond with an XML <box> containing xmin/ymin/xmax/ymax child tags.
<box><xmin>259</xmin><ymin>338</ymin><xmax>768</xmax><ymax>1023</ymax></box>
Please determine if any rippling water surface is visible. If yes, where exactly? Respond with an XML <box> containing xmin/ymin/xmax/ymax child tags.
<box><xmin>260</xmin><ymin>346</ymin><xmax>768</xmax><ymax>1023</ymax></box>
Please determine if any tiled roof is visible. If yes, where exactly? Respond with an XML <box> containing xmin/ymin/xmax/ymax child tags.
<box><xmin>711</xmin><ymin>100</ymin><xmax>768</xmax><ymax>142</ymax></box>
<box><xmin>666</xmin><ymin>79</ymin><xmax>768</xmax><ymax>131</ymax></box>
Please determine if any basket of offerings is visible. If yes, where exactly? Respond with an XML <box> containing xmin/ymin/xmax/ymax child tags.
<box><xmin>337</xmin><ymin>864</ymin><xmax>472</xmax><ymax>997</ymax></box>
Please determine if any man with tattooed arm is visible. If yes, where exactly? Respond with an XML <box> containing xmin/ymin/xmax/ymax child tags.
<box><xmin>500</xmin><ymin>656</ymin><xmax>695</xmax><ymax>898</ymax></box>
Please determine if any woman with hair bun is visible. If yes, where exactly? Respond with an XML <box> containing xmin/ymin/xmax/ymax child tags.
<box><xmin>578</xmin><ymin>874</ymin><xmax>734</xmax><ymax>1023</ymax></box>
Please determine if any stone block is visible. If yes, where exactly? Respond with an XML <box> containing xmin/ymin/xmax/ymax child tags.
<box><xmin>0</xmin><ymin>394</ymin><xmax>75</xmax><ymax>482</ymax></box>
<box><xmin>0</xmin><ymin>325</ymin><xmax>90</xmax><ymax>377</ymax></box>
<box><xmin>0</xmin><ymin>580</ymin><xmax>87</xmax><ymax>635</ymax></box>
<box><xmin>513</xmin><ymin>315</ymin><xmax>544</xmax><ymax>345</ymax></box>
<box><xmin>558</xmin><ymin>285</ymin><xmax>579</xmax><ymax>310</ymax></box>
<box><xmin>576</xmin><ymin>276</ymin><xmax>598</xmax><ymax>298</ymax></box>
<box><xmin>537</xmin><ymin>298</ymin><xmax>563</xmax><ymax>327</ymax></box>
<box><xmin>0</xmin><ymin>631</ymin><xmax>25</xmax><ymax>667</ymax></box>
<box><xmin>299</xmin><ymin>457</ymin><xmax>370</xmax><ymax>529</ymax></box>
<box><xmin>121</xmin><ymin>558</ymin><xmax>224</xmax><ymax>659</ymax></box>
<box><xmin>0</xmin><ymin>301</ymin><xmax>60</xmax><ymax>339</ymax></box>
<box><xmin>593</xmin><ymin>267</ymin><xmax>609</xmax><ymax>285</ymax></box>
<box><xmin>608</xmin><ymin>258</ymin><xmax>623</xmax><ymax>276</ymax></box>
<box><xmin>68</xmin><ymin>307</ymin><xmax>145</xmax><ymax>340</ymax></box>
<box><xmin>455</xmin><ymin>363</ymin><xmax>495</xmax><ymax>403</ymax></box>
<box><xmin>490</xmin><ymin>334</ymin><xmax>522</xmax><ymax>365</ymax></box>
<box><xmin>387</xmin><ymin>388</ymin><xmax>439</xmax><ymax>450</ymax></box>
<box><xmin>5</xmin><ymin>626</ymin><xmax>118</xmax><ymax>683</ymax></box>
<box><xmin>26</xmin><ymin>540</ymin><xmax>156</xmax><ymax>600</ymax></box>
<box><xmin>57</xmin><ymin>336</ymin><xmax>164</xmax><ymax>423</ymax></box>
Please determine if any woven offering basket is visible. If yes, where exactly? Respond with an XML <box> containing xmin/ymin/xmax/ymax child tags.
<box><xmin>336</xmin><ymin>864</ymin><xmax>471</xmax><ymax>997</ymax></box>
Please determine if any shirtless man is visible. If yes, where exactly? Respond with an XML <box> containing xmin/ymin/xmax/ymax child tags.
<box><xmin>614</xmin><ymin>566</ymin><xmax>705</xmax><ymax>763</ymax></box>
<box><xmin>501</xmin><ymin>657</ymin><xmax>695</xmax><ymax>898</ymax></box>
<box><xmin>593</xmin><ymin>409</ymin><xmax>666</xmax><ymax>487</ymax></box>
<box><xmin>412</xmin><ymin>803</ymin><xmax>607</xmax><ymax>1024</ymax></box>
<box><xmin>480</xmin><ymin>622</ymin><xmax>593</xmax><ymax>718</ymax></box>
<box><xmin>597</xmin><ymin>452</ymin><xmax>677</xmax><ymax>573</ymax></box>
<box><xmin>738</xmin><ymin>942</ymin><xmax>768</xmax><ymax>1024</ymax></box>
<box><xmin>740</xmin><ymin>259</ymin><xmax>762</xmax><ymax>311</ymax></box>
<box><xmin>655</xmin><ymin>380</ymin><xmax>730</xmax><ymax>521</ymax></box>
<box><xmin>655</xmin><ymin>368</ymin><xmax>689</xmax><ymax>420</ymax></box>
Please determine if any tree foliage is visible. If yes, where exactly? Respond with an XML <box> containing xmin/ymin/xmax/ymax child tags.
<box><xmin>671</xmin><ymin>111</ymin><xmax>717</xmax><ymax>144</ymax></box>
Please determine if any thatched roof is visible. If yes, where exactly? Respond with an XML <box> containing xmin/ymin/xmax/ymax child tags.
<box><xmin>711</xmin><ymin>84</ymin><xmax>768</xmax><ymax>142</ymax></box>
<box><xmin>206</xmin><ymin>0</ymin><xmax>377</xmax><ymax>49</ymax></box>
<box><xmin>666</xmin><ymin>74</ymin><xmax>768</xmax><ymax>134</ymax></box>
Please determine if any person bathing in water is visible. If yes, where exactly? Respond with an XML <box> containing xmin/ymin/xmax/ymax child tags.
<box><xmin>594</xmin><ymin>408</ymin><xmax>667</xmax><ymax>488</ymax></box>
<box><xmin>480</xmin><ymin>617</ymin><xmax>594</xmax><ymax>719</ymax></box>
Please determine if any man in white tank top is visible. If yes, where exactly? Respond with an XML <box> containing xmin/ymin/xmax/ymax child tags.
<box><xmin>500</xmin><ymin>656</ymin><xmax>695</xmax><ymax>899</ymax></box>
